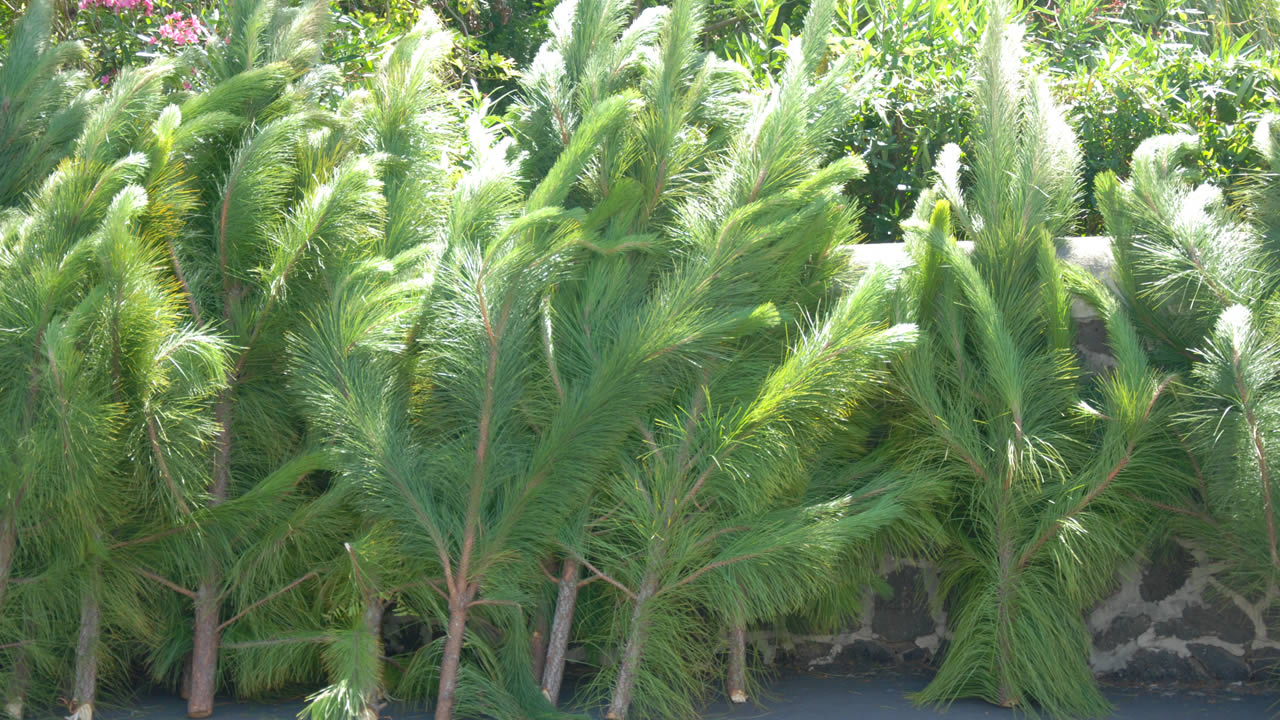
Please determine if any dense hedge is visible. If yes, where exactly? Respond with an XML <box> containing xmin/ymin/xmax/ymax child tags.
<box><xmin>0</xmin><ymin>2</ymin><xmax>1279</xmax><ymax>720</ymax></box>
<box><xmin>1</xmin><ymin>0</ymin><xmax>1275</xmax><ymax>241</ymax></box>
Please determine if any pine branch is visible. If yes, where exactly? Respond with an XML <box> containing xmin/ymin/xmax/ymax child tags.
<box><xmin>135</xmin><ymin>567</ymin><xmax>196</xmax><ymax>598</ymax></box>
<box><xmin>147</xmin><ymin>413</ymin><xmax>192</xmax><ymax>516</ymax></box>
<box><xmin>1234</xmin><ymin>349</ymin><xmax>1280</xmax><ymax>569</ymax></box>
<box><xmin>656</xmin><ymin>553</ymin><xmax>762</xmax><ymax>598</ymax></box>
<box><xmin>576</xmin><ymin>555</ymin><xmax>636</xmax><ymax>600</ymax></box>
<box><xmin>1017</xmin><ymin>376</ymin><xmax>1172</xmax><ymax>571</ymax></box>
<box><xmin>216</xmin><ymin>571</ymin><xmax>318</xmax><ymax>633</ymax></box>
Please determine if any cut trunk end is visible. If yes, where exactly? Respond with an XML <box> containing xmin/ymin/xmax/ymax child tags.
<box><xmin>5</xmin><ymin>626</ymin><xmax>31</xmax><ymax>720</ymax></box>
<box><xmin>540</xmin><ymin>558</ymin><xmax>580</xmax><ymax>706</ymax></box>
<box><xmin>71</xmin><ymin>583</ymin><xmax>102</xmax><ymax>720</ymax></box>
<box><xmin>187</xmin><ymin>580</ymin><xmax>220</xmax><ymax>719</ymax></box>
<box><xmin>727</xmin><ymin>624</ymin><xmax>747</xmax><ymax>704</ymax></box>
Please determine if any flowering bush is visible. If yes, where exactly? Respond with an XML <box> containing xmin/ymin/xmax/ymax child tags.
<box><xmin>79</xmin><ymin>0</ymin><xmax>155</xmax><ymax>14</ymax></box>
<box><xmin>73</xmin><ymin>0</ymin><xmax>211</xmax><ymax>83</ymax></box>
<box><xmin>157</xmin><ymin>11</ymin><xmax>208</xmax><ymax>45</ymax></box>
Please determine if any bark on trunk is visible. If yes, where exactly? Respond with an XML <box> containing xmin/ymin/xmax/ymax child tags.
<box><xmin>531</xmin><ymin>609</ymin><xmax>547</xmax><ymax>687</ymax></box>
<box><xmin>995</xmin><ymin>512</ymin><xmax>1019</xmax><ymax>710</ymax></box>
<box><xmin>180</xmin><ymin>655</ymin><xmax>193</xmax><ymax>700</ymax></box>
<box><xmin>0</xmin><ymin>510</ymin><xmax>15</xmax><ymax>611</ymax></box>
<box><xmin>188</xmin><ymin>393</ymin><xmax>232</xmax><ymax>719</ymax></box>
<box><xmin>726</xmin><ymin>623</ymin><xmax>748</xmax><ymax>704</ymax></box>
<box><xmin>540</xmin><ymin>558</ymin><xmax>579</xmax><ymax>705</ymax></box>
<box><xmin>358</xmin><ymin>597</ymin><xmax>387</xmax><ymax>720</ymax></box>
<box><xmin>4</xmin><ymin>636</ymin><xmax>30</xmax><ymax>720</ymax></box>
<box><xmin>605</xmin><ymin>574</ymin><xmax>658</xmax><ymax>720</ymax></box>
<box><xmin>70</xmin><ymin>582</ymin><xmax>102</xmax><ymax>720</ymax></box>
<box><xmin>433</xmin><ymin>585</ymin><xmax>474</xmax><ymax>720</ymax></box>
<box><xmin>187</xmin><ymin>577</ymin><xmax>221</xmax><ymax>718</ymax></box>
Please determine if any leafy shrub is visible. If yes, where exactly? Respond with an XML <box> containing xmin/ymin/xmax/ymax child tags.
<box><xmin>71</xmin><ymin>0</ymin><xmax>212</xmax><ymax>83</ymax></box>
<box><xmin>1058</xmin><ymin>37</ymin><xmax>1280</xmax><ymax>232</ymax></box>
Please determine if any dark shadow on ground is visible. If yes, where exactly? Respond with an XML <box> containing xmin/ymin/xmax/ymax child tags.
<box><xmin>85</xmin><ymin>670</ymin><xmax>1277</xmax><ymax>719</ymax></box>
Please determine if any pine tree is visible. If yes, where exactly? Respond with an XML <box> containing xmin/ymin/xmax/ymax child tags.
<box><xmin>97</xmin><ymin>3</ymin><xmax>388</xmax><ymax>716</ymax></box>
<box><xmin>1096</xmin><ymin>115</ymin><xmax>1280</xmax><ymax>623</ymax></box>
<box><xmin>898</xmin><ymin>4</ymin><xmax>1182</xmax><ymax>717</ymax></box>
<box><xmin>503</xmin><ymin>0</ymin><xmax>936</xmax><ymax>717</ymax></box>
<box><xmin>508</xmin><ymin>0</ymin><xmax>751</xmax><ymax>704</ymax></box>
<box><xmin>290</xmin><ymin>58</ymin><xmax>646</xmax><ymax>718</ymax></box>
<box><xmin>0</xmin><ymin>53</ymin><xmax>216</xmax><ymax>720</ymax></box>
<box><xmin>0</xmin><ymin>0</ymin><xmax>96</xmax><ymax>207</ymax></box>
<box><xmin>286</xmin><ymin>13</ymin><xmax>464</xmax><ymax>720</ymax></box>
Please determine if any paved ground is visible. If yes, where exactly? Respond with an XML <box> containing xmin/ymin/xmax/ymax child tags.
<box><xmin>91</xmin><ymin>670</ymin><xmax>1277</xmax><ymax>719</ymax></box>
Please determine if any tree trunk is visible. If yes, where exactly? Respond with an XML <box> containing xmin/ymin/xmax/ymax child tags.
<box><xmin>188</xmin><ymin>393</ymin><xmax>232</xmax><ymax>719</ymax></box>
<box><xmin>531</xmin><ymin>610</ymin><xmax>547</xmax><ymax>686</ymax></box>
<box><xmin>434</xmin><ymin>584</ymin><xmax>475</xmax><ymax>720</ymax></box>
<box><xmin>726</xmin><ymin>623</ymin><xmax>748</xmax><ymax>704</ymax></box>
<box><xmin>0</xmin><ymin>510</ymin><xmax>15</xmax><ymax>611</ymax></box>
<box><xmin>357</xmin><ymin>597</ymin><xmax>387</xmax><ymax>720</ymax></box>
<box><xmin>70</xmin><ymin>580</ymin><xmax>102</xmax><ymax>720</ymax></box>
<box><xmin>187</xmin><ymin>577</ymin><xmax>221</xmax><ymax>718</ymax></box>
<box><xmin>540</xmin><ymin>558</ymin><xmax>579</xmax><ymax>705</ymax></box>
<box><xmin>180</xmin><ymin>655</ymin><xmax>193</xmax><ymax>700</ymax></box>
<box><xmin>605</xmin><ymin>574</ymin><xmax>659</xmax><ymax>720</ymax></box>
<box><xmin>995</xmin><ymin>511</ymin><xmax>1018</xmax><ymax>709</ymax></box>
<box><xmin>4</xmin><ymin>634</ymin><xmax>30</xmax><ymax>720</ymax></box>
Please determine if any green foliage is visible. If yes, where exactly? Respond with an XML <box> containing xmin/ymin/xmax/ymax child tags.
<box><xmin>1058</xmin><ymin>33</ymin><xmax>1280</xmax><ymax>233</ymax></box>
<box><xmin>5</xmin><ymin>1</ymin><xmax>1280</xmax><ymax>719</ymax></box>
<box><xmin>0</xmin><ymin>0</ymin><xmax>94</xmax><ymax>206</ymax></box>
<box><xmin>898</xmin><ymin>5</ymin><xmax>1184</xmax><ymax>717</ymax></box>
<box><xmin>0</xmin><ymin>53</ymin><xmax>229</xmax><ymax>717</ymax></box>
<box><xmin>1098</xmin><ymin>116</ymin><xmax>1280</xmax><ymax>610</ymax></box>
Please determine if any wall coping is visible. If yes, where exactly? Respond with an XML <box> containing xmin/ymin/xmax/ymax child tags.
<box><xmin>849</xmin><ymin>236</ymin><xmax>1114</xmax><ymax>280</ymax></box>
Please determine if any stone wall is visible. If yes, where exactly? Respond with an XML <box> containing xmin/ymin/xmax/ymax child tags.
<box><xmin>770</xmin><ymin>238</ymin><xmax>1275</xmax><ymax>686</ymax></box>
<box><xmin>769</xmin><ymin>545</ymin><xmax>1277</xmax><ymax>685</ymax></box>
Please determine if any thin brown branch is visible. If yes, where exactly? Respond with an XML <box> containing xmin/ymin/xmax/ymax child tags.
<box><xmin>216</xmin><ymin>571</ymin><xmax>317</xmax><ymax>633</ymax></box>
<box><xmin>1234</xmin><ymin>348</ymin><xmax>1280</xmax><ymax>570</ymax></box>
<box><xmin>468</xmin><ymin>598</ymin><xmax>519</xmax><ymax>609</ymax></box>
<box><xmin>1118</xmin><ymin>490</ymin><xmax>1218</xmax><ymax>526</ymax></box>
<box><xmin>1017</xmin><ymin>377</ymin><xmax>1173</xmax><ymax>571</ymax></box>
<box><xmin>585</xmin><ymin>500</ymin><xmax>626</xmax><ymax>529</ymax></box>
<box><xmin>345</xmin><ymin>542</ymin><xmax>371</xmax><ymax>597</ymax></box>
<box><xmin>657</xmin><ymin>553</ymin><xmax>761</xmax><ymax>598</ymax></box>
<box><xmin>164</xmin><ymin>238</ymin><xmax>202</xmax><ymax>325</ymax></box>
<box><xmin>108</xmin><ymin>527</ymin><xmax>184</xmax><ymax>551</ymax></box>
<box><xmin>222</xmin><ymin>635</ymin><xmax>328</xmax><ymax>650</ymax></box>
<box><xmin>148</xmin><ymin>414</ymin><xmax>191</xmax><ymax>516</ymax></box>
<box><xmin>703</xmin><ymin>12</ymin><xmax>746</xmax><ymax>35</ymax></box>
<box><xmin>425</xmin><ymin>579</ymin><xmax>450</xmax><ymax>602</ymax></box>
<box><xmin>576</xmin><ymin>555</ymin><xmax>635</xmax><ymax>601</ymax></box>
<box><xmin>135</xmin><ymin>568</ymin><xmax>195</xmax><ymax>599</ymax></box>
<box><xmin>539</xmin><ymin>561</ymin><xmax>560</xmax><ymax>585</ymax></box>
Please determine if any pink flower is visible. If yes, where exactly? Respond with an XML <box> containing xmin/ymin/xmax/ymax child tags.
<box><xmin>79</xmin><ymin>0</ymin><xmax>151</xmax><ymax>15</ymax></box>
<box><xmin>156</xmin><ymin>12</ymin><xmax>209</xmax><ymax>46</ymax></box>
<box><xmin>100</xmin><ymin>75</ymin><xmax>111</xmax><ymax>85</ymax></box>
<box><xmin>183</xmin><ymin>81</ymin><xmax>192</xmax><ymax>90</ymax></box>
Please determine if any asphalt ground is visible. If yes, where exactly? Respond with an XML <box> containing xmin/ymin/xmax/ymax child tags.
<box><xmin>86</xmin><ymin>670</ymin><xmax>1277</xmax><ymax>719</ymax></box>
